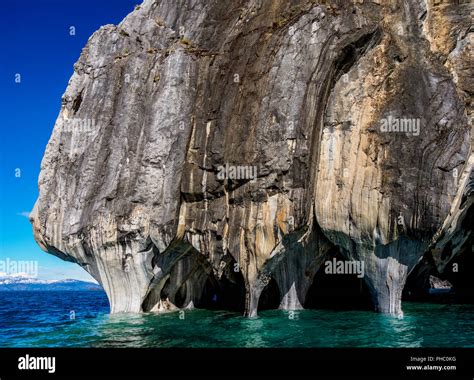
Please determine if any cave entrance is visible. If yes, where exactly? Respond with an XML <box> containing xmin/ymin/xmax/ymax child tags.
<box><xmin>405</xmin><ymin>204</ymin><xmax>474</xmax><ymax>304</ymax></box>
<box><xmin>258</xmin><ymin>278</ymin><xmax>281</xmax><ymax>311</ymax></box>
<box><xmin>197</xmin><ymin>262</ymin><xmax>246</xmax><ymax>312</ymax></box>
<box><xmin>304</xmin><ymin>250</ymin><xmax>372</xmax><ymax>310</ymax></box>
<box><xmin>437</xmin><ymin>203</ymin><xmax>474</xmax><ymax>303</ymax></box>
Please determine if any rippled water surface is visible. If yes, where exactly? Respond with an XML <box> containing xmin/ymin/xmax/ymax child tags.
<box><xmin>1</xmin><ymin>291</ymin><xmax>473</xmax><ymax>347</ymax></box>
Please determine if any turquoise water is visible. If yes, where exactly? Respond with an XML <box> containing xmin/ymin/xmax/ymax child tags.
<box><xmin>1</xmin><ymin>291</ymin><xmax>473</xmax><ymax>347</ymax></box>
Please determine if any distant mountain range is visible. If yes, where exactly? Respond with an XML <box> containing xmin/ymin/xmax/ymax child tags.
<box><xmin>0</xmin><ymin>275</ymin><xmax>102</xmax><ymax>291</ymax></box>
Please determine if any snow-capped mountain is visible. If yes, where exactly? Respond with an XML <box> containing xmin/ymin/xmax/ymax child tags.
<box><xmin>0</xmin><ymin>274</ymin><xmax>102</xmax><ymax>291</ymax></box>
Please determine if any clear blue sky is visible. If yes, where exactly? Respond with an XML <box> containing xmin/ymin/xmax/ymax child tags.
<box><xmin>0</xmin><ymin>0</ymin><xmax>137</xmax><ymax>281</ymax></box>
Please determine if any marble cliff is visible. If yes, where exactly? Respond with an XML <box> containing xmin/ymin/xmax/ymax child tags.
<box><xmin>31</xmin><ymin>0</ymin><xmax>473</xmax><ymax>317</ymax></box>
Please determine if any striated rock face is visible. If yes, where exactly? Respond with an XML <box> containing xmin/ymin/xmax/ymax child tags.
<box><xmin>31</xmin><ymin>0</ymin><xmax>473</xmax><ymax>317</ymax></box>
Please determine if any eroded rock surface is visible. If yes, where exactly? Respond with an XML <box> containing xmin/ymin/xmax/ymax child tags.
<box><xmin>32</xmin><ymin>0</ymin><xmax>473</xmax><ymax>316</ymax></box>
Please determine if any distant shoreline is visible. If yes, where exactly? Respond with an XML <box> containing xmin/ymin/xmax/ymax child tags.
<box><xmin>0</xmin><ymin>278</ymin><xmax>103</xmax><ymax>292</ymax></box>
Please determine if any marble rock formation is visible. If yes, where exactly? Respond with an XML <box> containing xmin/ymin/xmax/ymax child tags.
<box><xmin>31</xmin><ymin>0</ymin><xmax>473</xmax><ymax>317</ymax></box>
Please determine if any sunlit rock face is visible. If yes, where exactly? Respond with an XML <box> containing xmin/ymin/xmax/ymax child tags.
<box><xmin>31</xmin><ymin>0</ymin><xmax>472</xmax><ymax>317</ymax></box>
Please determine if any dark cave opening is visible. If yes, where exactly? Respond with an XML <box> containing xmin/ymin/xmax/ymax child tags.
<box><xmin>404</xmin><ymin>204</ymin><xmax>474</xmax><ymax>304</ymax></box>
<box><xmin>404</xmin><ymin>248</ymin><xmax>474</xmax><ymax>304</ymax></box>
<box><xmin>197</xmin><ymin>266</ymin><xmax>246</xmax><ymax>312</ymax></box>
<box><xmin>258</xmin><ymin>278</ymin><xmax>281</xmax><ymax>311</ymax></box>
<box><xmin>304</xmin><ymin>250</ymin><xmax>372</xmax><ymax>311</ymax></box>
